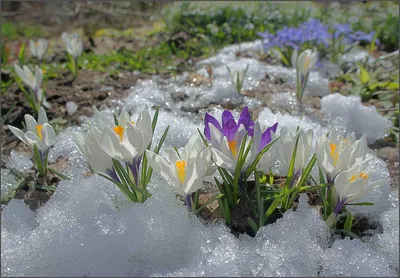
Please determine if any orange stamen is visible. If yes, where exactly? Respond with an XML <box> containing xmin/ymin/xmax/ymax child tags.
<box><xmin>36</xmin><ymin>124</ymin><xmax>43</xmax><ymax>140</ymax></box>
<box><xmin>113</xmin><ymin>126</ymin><xmax>124</xmax><ymax>142</ymax></box>
<box><xmin>175</xmin><ymin>160</ymin><xmax>186</xmax><ymax>184</ymax></box>
<box><xmin>228</xmin><ymin>140</ymin><xmax>238</xmax><ymax>157</ymax></box>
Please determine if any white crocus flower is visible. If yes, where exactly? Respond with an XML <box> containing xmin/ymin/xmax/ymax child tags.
<box><xmin>14</xmin><ymin>64</ymin><xmax>42</xmax><ymax>93</ymax></box>
<box><xmin>227</xmin><ymin>65</ymin><xmax>249</xmax><ymax>94</ymax></box>
<box><xmin>13</xmin><ymin>64</ymin><xmax>51</xmax><ymax>108</ymax></box>
<box><xmin>272</xmin><ymin>127</ymin><xmax>313</xmax><ymax>175</ymax></box>
<box><xmin>61</xmin><ymin>32</ymin><xmax>83</xmax><ymax>60</ymax></box>
<box><xmin>291</xmin><ymin>49</ymin><xmax>318</xmax><ymax>75</ymax></box>
<box><xmin>8</xmin><ymin>107</ymin><xmax>56</xmax><ymax>153</ymax></box>
<box><xmin>146</xmin><ymin>134</ymin><xmax>215</xmax><ymax>199</ymax></box>
<box><xmin>29</xmin><ymin>39</ymin><xmax>48</xmax><ymax>62</ymax></box>
<box><xmin>316</xmin><ymin>130</ymin><xmax>368</xmax><ymax>183</ymax></box>
<box><xmin>325</xmin><ymin>160</ymin><xmax>385</xmax><ymax>228</ymax></box>
<box><xmin>88</xmin><ymin>107</ymin><xmax>153</xmax><ymax>162</ymax></box>
<box><xmin>74</xmin><ymin>133</ymin><xmax>113</xmax><ymax>173</ymax></box>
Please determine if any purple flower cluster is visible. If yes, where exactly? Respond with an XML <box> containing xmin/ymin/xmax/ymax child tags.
<box><xmin>258</xmin><ymin>19</ymin><xmax>379</xmax><ymax>52</ymax></box>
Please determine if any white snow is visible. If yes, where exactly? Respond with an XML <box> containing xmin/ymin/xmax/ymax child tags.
<box><xmin>321</xmin><ymin>93</ymin><xmax>391</xmax><ymax>143</ymax></box>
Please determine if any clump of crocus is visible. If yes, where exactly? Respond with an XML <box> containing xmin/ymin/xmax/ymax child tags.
<box><xmin>29</xmin><ymin>39</ymin><xmax>48</xmax><ymax>64</ymax></box>
<box><xmin>7</xmin><ymin>107</ymin><xmax>68</xmax><ymax>184</ymax></box>
<box><xmin>74</xmin><ymin>106</ymin><xmax>169</xmax><ymax>203</ymax></box>
<box><xmin>226</xmin><ymin>65</ymin><xmax>249</xmax><ymax>95</ymax></box>
<box><xmin>146</xmin><ymin>134</ymin><xmax>216</xmax><ymax>211</ymax></box>
<box><xmin>291</xmin><ymin>49</ymin><xmax>318</xmax><ymax>103</ymax></box>
<box><xmin>202</xmin><ymin>106</ymin><xmax>278</xmax><ymax>224</ymax></box>
<box><xmin>14</xmin><ymin>64</ymin><xmax>51</xmax><ymax>112</ymax></box>
<box><xmin>61</xmin><ymin>32</ymin><xmax>83</xmax><ymax>80</ymax></box>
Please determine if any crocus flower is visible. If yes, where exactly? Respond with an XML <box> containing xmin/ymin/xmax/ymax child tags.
<box><xmin>74</xmin><ymin>133</ymin><xmax>113</xmax><ymax>175</ymax></box>
<box><xmin>29</xmin><ymin>38</ymin><xmax>48</xmax><ymax>62</ymax></box>
<box><xmin>61</xmin><ymin>32</ymin><xmax>83</xmax><ymax>60</ymax></box>
<box><xmin>272</xmin><ymin>127</ymin><xmax>313</xmax><ymax>176</ymax></box>
<box><xmin>204</xmin><ymin>107</ymin><xmax>277</xmax><ymax>173</ymax></box>
<box><xmin>291</xmin><ymin>48</ymin><xmax>318</xmax><ymax>76</ymax></box>
<box><xmin>227</xmin><ymin>65</ymin><xmax>249</xmax><ymax>94</ymax></box>
<box><xmin>78</xmin><ymin>107</ymin><xmax>153</xmax><ymax>185</ymax></box>
<box><xmin>13</xmin><ymin>64</ymin><xmax>51</xmax><ymax>108</ymax></box>
<box><xmin>146</xmin><ymin>134</ymin><xmax>215</xmax><ymax>209</ymax></box>
<box><xmin>325</xmin><ymin>161</ymin><xmax>385</xmax><ymax>228</ymax></box>
<box><xmin>8</xmin><ymin>107</ymin><xmax>56</xmax><ymax>154</ymax></box>
<box><xmin>88</xmin><ymin>107</ymin><xmax>153</xmax><ymax>162</ymax></box>
<box><xmin>316</xmin><ymin>130</ymin><xmax>368</xmax><ymax>183</ymax></box>
<box><xmin>204</xmin><ymin>107</ymin><xmax>253</xmax><ymax>172</ymax></box>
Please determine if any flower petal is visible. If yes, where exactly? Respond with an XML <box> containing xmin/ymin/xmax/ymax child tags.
<box><xmin>204</xmin><ymin>113</ymin><xmax>221</xmax><ymax>141</ymax></box>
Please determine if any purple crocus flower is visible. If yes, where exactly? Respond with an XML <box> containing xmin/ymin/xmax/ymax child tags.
<box><xmin>204</xmin><ymin>106</ymin><xmax>254</xmax><ymax>141</ymax></box>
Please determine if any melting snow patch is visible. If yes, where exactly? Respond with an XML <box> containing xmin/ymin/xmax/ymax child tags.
<box><xmin>5</xmin><ymin>150</ymin><xmax>33</xmax><ymax>173</ymax></box>
<box><xmin>321</xmin><ymin>93</ymin><xmax>391</xmax><ymax>143</ymax></box>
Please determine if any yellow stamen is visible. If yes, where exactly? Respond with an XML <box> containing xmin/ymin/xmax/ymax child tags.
<box><xmin>228</xmin><ymin>140</ymin><xmax>238</xmax><ymax>157</ymax></box>
<box><xmin>36</xmin><ymin>124</ymin><xmax>43</xmax><ymax>141</ymax></box>
<box><xmin>349</xmin><ymin>172</ymin><xmax>368</xmax><ymax>182</ymax></box>
<box><xmin>329</xmin><ymin>143</ymin><xmax>339</xmax><ymax>166</ymax></box>
<box><xmin>35</xmin><ymin>41</ymin><xmax>39</xmax><ymax>47</ymax></box>
<box><xmin>113</xmin><ymin>126</ymin><xmax>124</xmax><ymax>142</ymax></box>
<box><xmin>131</xmin><ymin>121</ymin><xmax>135</xmax><ymax>125</ymax></box>
<box><xmin>175</xmin><ymin>160</ymin><xmax>186</xmax><ymax>184</ymax></box>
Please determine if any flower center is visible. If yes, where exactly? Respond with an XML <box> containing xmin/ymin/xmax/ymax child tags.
<box><xmin>228</xmin><ymin>140</ymin><xmax>238</xmax><ymax>157</ymax></box>
<box><xmin>113</xmin><ymin>126</ymin><xmax>124</xmax><ymax>142</ymax></box>
<box><xmin>131</xmin><ymin>121</ymin><xmax>135</xmax><ymax>125</ymax></box>
<box><xmin>175</xmin><ymin>160</ymin><xmax>186</xmax><ymax>184</ymax></box>
<box><xmin>329</xmin><ymin>143</ymin><xmax>339</xmax><ymax>166</ymax></box>
<box><xmin>36</xmin><ymin>124</ymin><xmax>43</xmax><ymax>140</ymax></box>
<box><xmin>349</xmin><ymin>171</ymin><xmax>368</xmax><ymax>182</ymax></box>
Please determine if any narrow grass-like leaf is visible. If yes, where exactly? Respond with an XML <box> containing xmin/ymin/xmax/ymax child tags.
<box><xmin>48</xmin><ymin>167</ymin><xmax>70</xmax><ymax>180</ymax></box>
<box><xmin>346</xmin><ymin>202</ymin><xmax>375</xmax><ymax>206</ymax></box>
<box><xmin>245</xmin><ymin>136</ymin><xmax>279</xmax><ymax>179</ymax></box>
<box><xmin>297</xmin><ymin>153</ymin><xmax>316</xmax><ymax>187</ymax></box>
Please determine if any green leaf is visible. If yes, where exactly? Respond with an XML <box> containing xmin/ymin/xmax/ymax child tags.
<box><xmin>359</xmin><ymin>65</ymin><xmax>370</xmax><ymax>85</ymax></box>
<box><xmin>336</xmin><ymin>229</ymin><xmax>363</xmax><ymax>241</ymax></box>
<box><xmin>145</xmin><ymin>125</ymin><xmax>169</xmax><ymax>184</ymax></box>
<box><xmin>265</xmin><ymin>195</ymin><xmax>281</xmax><ymax>219</ymax></box>
<box><xmin>284</xmin><ymin>132</ymin><xmax>300</xmax><ymax>193</ymax></box>
<box><xmin>247</xmin><ymin>217</ymin><xmax>259</xmax><ymax>234</ymax></box>
<box><xmin>151</xmin><ymin>106</ymin><xmax>160</xmax><ymax>133</ymax></box>
<box><xmin>344</xmin><ymin>210</ymin><xmax>353</xmax><ymax>232</ymax></box>
<box><xmin>296</xmin><ymin>153</ymin><xmax>316</xmax><ymax>188</ymax></box>
<box><xmin>245</xmin><ymin>136</ymin><xmax>280</xmax><ymax>179</ymax></box>
<box><xmin>346</xmin><ymin>202</ymin><xmax>375</xmax><ymax>206</ymax></box>
<box><xmin>113</xmin><ymin>113</ymin><xmax>119</xmax><ymax>126</ymax></box>
<box><xmin>48</xmin><ymin>167</ymin><xmax>70</xmax><ymax>180</ymax></box>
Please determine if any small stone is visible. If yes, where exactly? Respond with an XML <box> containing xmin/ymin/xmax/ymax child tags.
<box><xmin>66</xmin><ymin>101</ymin><xmax>78</xmax><ymax>116</ymax></box>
